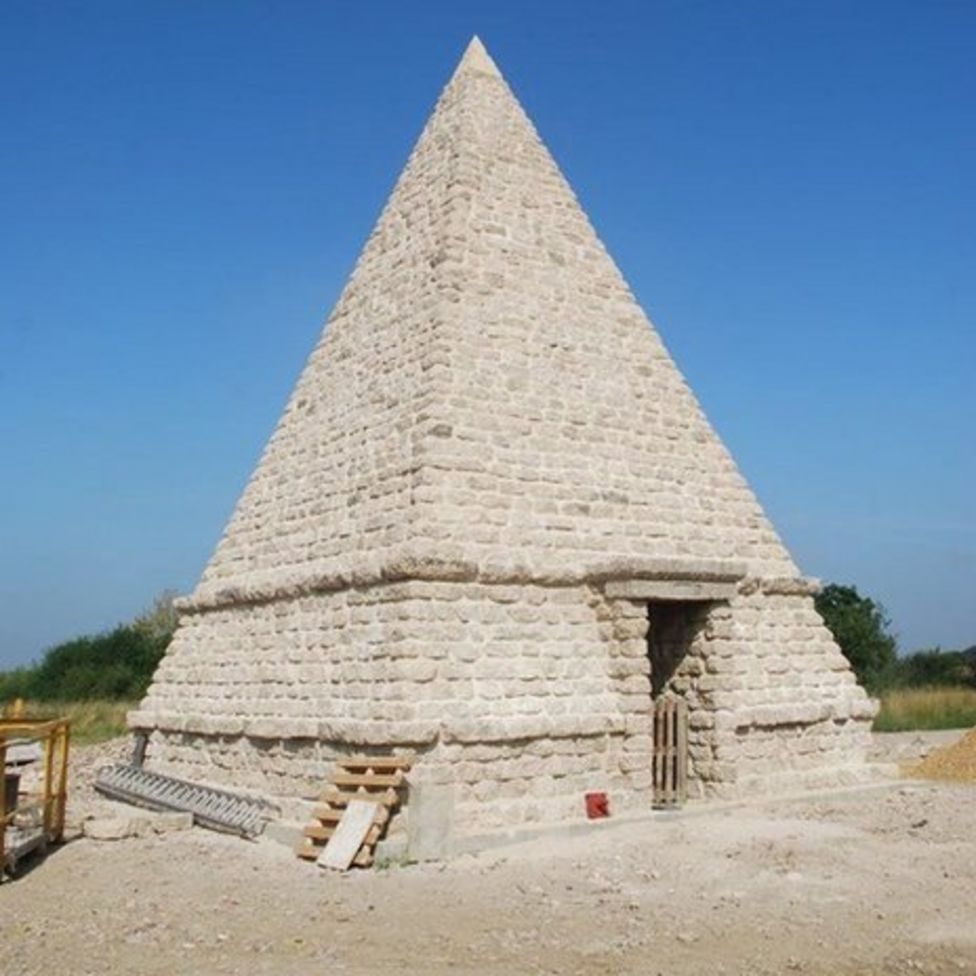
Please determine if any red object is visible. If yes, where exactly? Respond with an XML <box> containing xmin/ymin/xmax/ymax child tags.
<box><xmin>584</xmin><ymin>791</ymin><xmax>609</xmax><ymax>819</ymax></box>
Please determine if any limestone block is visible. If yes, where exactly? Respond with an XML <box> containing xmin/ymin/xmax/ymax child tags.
<box><xmin>407</xmin><ymin>782</ymin><xmax>456</xmax><ymax>861</ymax></box>
<box><xmin>83</xmin><ymin>816</ymin><xmax>150</xmax><ymax>841</ymax></box>
<box><xmin>611</xmin><ymin>617</ymin><xmax>648</xmax><ymax>640</ymax></box>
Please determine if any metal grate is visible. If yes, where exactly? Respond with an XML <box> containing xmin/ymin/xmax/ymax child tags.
<box><xmin>95</xmin><ymin>764</ymin><xmax>272</xmax><ymax>837</ymax></box>
<box><xmin>652</xmin><ymin>697</ymin><xmax>688</xmax><ymax>808</ymax></box>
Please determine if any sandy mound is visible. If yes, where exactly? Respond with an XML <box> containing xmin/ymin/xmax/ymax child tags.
<box><xmin>910</xmin><ymin>726</ymin><xmax>976</xmax><ymax>782</ymax></box>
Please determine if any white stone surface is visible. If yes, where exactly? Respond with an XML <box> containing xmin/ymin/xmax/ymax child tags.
<box><xmin>135</xmin><ymin>38</ymin><xmax>876</xmax><ymax>834</ymax></box>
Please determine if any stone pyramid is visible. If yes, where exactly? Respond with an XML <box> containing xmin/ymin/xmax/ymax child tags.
<box><xmin>133</xmin><ymin>38</ymin><xmax>876</xmax><ymax>835</ymax></box>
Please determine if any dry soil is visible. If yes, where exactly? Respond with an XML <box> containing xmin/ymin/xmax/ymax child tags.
<box><xmin>2</xmin><ymin>735</ymin><xmax>975</xmax><ymax>976</ymax></box>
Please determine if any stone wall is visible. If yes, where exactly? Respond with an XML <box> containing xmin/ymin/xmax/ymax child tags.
<box><xmin>138</xmin><ymin>581</ymin><xmax>618</xmax><ymax>741</ymax></box>
<box><xmin>136</xmin><ymin>580</ymin><xmax>640</xmax><ymax>830</ymax></box>
<box><xmin>698</xmin><ymin>586</ymin><xmax>878</xmax><ymax>795</ymax></box>
<box><xmin>634</xmin><ymin>588</ymin><xmax>876</xmax><ymax>799</ymax></box>
<box><xmin>135</xmin><ymin>576</ymin><xmax>877</xmax><ymax>834</ymax></box>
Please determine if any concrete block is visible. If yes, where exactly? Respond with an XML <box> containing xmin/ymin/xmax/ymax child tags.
<box><xmin>407</xmin><ymin>782</ymin><xmax>456</xmax><ymax>862</ymax></box>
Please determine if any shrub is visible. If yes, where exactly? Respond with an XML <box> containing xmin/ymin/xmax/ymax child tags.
<box><xmin>24</xmin><ymin>625</ymin><xmax>169</xmax><ymax>701</ymax></box>
<box><xmin>893</xmin><ymin>648</ymin><xmax>974</xmax><ymax>689</ymax></box>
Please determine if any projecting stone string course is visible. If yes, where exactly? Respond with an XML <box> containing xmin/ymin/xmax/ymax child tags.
<box><xmin>132</xmin><ymin>37</ymin><xmax>877</xmax><ymax>840</ymax></box>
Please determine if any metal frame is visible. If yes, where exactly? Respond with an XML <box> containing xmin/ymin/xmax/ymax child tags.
<box><xmin>1</xmin><ymin>716</ymin><xmax>71</xmax><ymax>880</ymax></box>
<box><xmin>95</xmin><ymin>764</ymin><xmax>272</xmax><ymax>837</ymax></box>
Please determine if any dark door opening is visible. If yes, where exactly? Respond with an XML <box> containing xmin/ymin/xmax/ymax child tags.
<box><xmin>647</xmin><ymin>601</ymin><xmax>702</xmax><ymax>697</ymax></box>
<box><xmin>646</xmin><ymin>600</ymin><xmax>713</xmax><ymax>805</ymax></box>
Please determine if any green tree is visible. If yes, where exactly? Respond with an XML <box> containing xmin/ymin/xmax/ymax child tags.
<box><xmin>894</xmin><ymin>647</ymin><xmax>974</xmax><ymax>689</ymax></box>
<box><xmin>27</xmin><ymin>624</ymin><xmax>170</xmax><ymax>700</ymax></box>
<box><xmin>815</xmin><ymin>583</ymin><xmax>898</xmax><ymax>693</ymax></box>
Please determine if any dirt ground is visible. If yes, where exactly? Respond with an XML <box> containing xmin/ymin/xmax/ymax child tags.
<box><xmin>2</xmin><ymin>735</ymin><xmax>975</xmax><ymax>976</ymax></box>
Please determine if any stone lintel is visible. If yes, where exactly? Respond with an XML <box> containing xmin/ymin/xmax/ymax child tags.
<box><xmin>605</xmin><ymin>579</ymin><xmax>738</xmax><ymax>602</ymax></box>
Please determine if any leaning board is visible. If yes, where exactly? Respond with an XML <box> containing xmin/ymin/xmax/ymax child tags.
<box><xmin>296</xmin><ymin>755</ymin><xmax>412</xmax><ymax>867</ymax></box>
<box><xmin>317</xmin><ymin>800</ymin><xmax>378</xmax><ymax>871</ymax></box>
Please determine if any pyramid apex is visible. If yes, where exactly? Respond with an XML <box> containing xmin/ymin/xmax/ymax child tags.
<box><xmin>455</xmin><ymin>35</ymin><xmax>502</xmax><ymax>79</ymax></box>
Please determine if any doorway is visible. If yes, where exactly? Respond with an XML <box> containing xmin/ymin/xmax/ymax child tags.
<box><xmin>646</xmin><ymin>600</ymin><xmax>712</xmax><ymax>803</ymax></box>
<box><xmin>646</xmin><ymin>601</ymin><xmax>706</xmax><ymax>696</ymax></box>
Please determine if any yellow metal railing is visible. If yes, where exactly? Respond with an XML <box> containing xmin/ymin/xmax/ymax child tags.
<box><xmin>1</xmin><ymin>701</ymin><xmax>71</xmax><ymax>879</ymax></box>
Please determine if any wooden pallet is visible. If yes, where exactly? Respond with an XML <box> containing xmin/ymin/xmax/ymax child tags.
<box><xmin>296</xmin><ymin>755</ymin><xmax>412</xmax><ymax>868</ymax></box>
<box><xmin>652</xmin><ymin>697</ymin><xmax>688</xmax><ymax>808</ymax></box>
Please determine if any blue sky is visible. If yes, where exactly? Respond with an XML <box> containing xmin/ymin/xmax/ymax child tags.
<box><xmin>1</xmin><ymin>0</ymin><xmax>973</xmax><ymax>667</ymax></box>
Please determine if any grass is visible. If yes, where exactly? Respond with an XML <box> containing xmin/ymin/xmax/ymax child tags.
<box><xmin>873</xmin><ymin>687</ymin><xmax>976</xmax><ymax>733</ymax></box>
<box><xmin>4</xmin><ymin>700</ymin><xmax>135</xmax><ymax>745</ymax></box>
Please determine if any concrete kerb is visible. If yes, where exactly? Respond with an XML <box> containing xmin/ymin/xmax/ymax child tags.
<box><xmin>382</xmin><ymin>770</ymin><xmax>914</xmax><ymax>863</ymax></box>
<box><xmin>265</xmin><ymin>768</ymin><xmax>911</xmax><ymax>866</ymax></box>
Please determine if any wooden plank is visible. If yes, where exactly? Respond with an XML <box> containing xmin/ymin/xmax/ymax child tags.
<box><xmin>676</xmin><ymin>700</ymin><xmax>688</xmax><ymax>804</ymax></box>
<box><xmin>665</xmin><ymin>701</ymin><xmax>671</xmax><ymax>803</ymax></box>
<box><xmin>340</xmin><ymin>755</ymin><xmax>413</xmax><ymax>771</ymax></box>
<box><xmin>303</xmin><ymin>823</ymin><xmax>335</xmax><ymax>841</ymax></box>
<box><xmin>311</xmin><ymin>806</ymin><xmax>343</xmax><ymax>823</ymax></box>
<box><xmin>653</xmin><ymin>704</ymin><xmax>662</xmax><ymax>800</ymax></box>
<box><xmin>664</xmin><ymin>701</ymin><xmax>671</xmax><ymax>800</ymax></box>
<box><xmin>317</xmin><ymin>800</ymin><xmax>377</xmax><ymax>871</ymax></box>
<box><xmin>313</xmin><ymin>803</ymin><xmax>391</xmax><ymax>822</ymax></box>
<box><xmin>331</xmin><ymin>772</ymin><xmax>403</xmax><ymax>789</ymax></box>
<box><xmin>320</xmin><ymin>787</ymin><xmax>398</xmax><ymax>807</ymax></box>
<box><xmin>668</xmin><ymin>699</ymin><xmax>676</xmax><ymax>804</ymax></box>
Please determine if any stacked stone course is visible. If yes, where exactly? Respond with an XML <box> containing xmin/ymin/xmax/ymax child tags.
<box><xmin>133</xmin><ymin>38</ymin><xmax>877</xmax><ymax>839</ymax></box>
